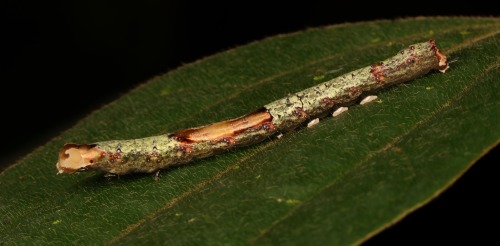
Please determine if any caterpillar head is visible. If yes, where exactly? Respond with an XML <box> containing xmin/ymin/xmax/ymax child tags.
<box><xmin>56</xmin><ymin>144</ymin><xmax>104</xmax><ymax>174</ymax></box>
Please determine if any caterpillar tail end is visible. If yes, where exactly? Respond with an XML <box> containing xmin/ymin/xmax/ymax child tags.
<box><xmin>56</xmin><ymin>144</ymin><xmax>103</xmax><ymax>174</ymax></box>
<box><xmin>437</xmin><ymin>50</ymin><xmax>449</xmax><ymax>73</ymax></box>
<box><xmin>430</xmin><ymin>39</ymin><xmax>449</xmax><ymax>73</ymax></box>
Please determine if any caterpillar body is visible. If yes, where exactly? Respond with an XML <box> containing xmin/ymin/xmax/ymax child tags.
<box><xmin>57</xmin><ymin>40</ymin><xmax>448</xmax><ymax>175</ymax></box>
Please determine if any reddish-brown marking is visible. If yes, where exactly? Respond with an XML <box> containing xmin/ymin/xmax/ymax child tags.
<box><xmin>429</xmin><ymin>39</ymin><xmax>437</xmax><ymax>51</ymax></box>
<box><xmin>220</xmin><ymin>137</ymin><xmax>236</xmax><ymax>145</ymax></box>
<box><xmin>430</xmin><ymin>39</ymin><xmax>448</xmax><ymax>71</ymax></box>
<box><xmin>320</xmin><ymin>97</ymin><xmax>335</xmax><ymax>108</ymax></box>
<box><xmin>179</xmin><ymin>143</ymin><xmax>193</xmax><ymax>154</ymax></box>
<box><xmin>107</xmin><ymin>151</ymin><xmax>122</xmax><ymax>163</ymax></box>
<box><xmin>405</xmin><ymin>56</ymin><xmax>416</xmax><ymax>65</ymax></box>
<box><xmin>170</xmin><ymin>107</ymin><xmax>273</xmax><ymax>143</ymax></box>
<box><xmin>436</xmin><ymin>50</ymin><xmax>448</xmax><ymax>71</ymax></box>
<box><xmin>145</xmin><ymin>151</ymin><xmax>158</xmax><ymax>162</ymax></box>
<box><xmin>370</xmin><ymin>62</ymin><xmax>385</xmax><ymax>82</ymax></box>
<box><xmin>292</xmin><ymin>107</ymin><xmax>308</xmax><ymax>119</ymax></box>
<box><xmin>345</xmin><ymin>86</ymin><xmax>361</xmax><ymax>95</ymax></box>
<box><xmin>261</xmin><ymin>122</ymin><xmax>275</xmax><ymax>131</ymax></box>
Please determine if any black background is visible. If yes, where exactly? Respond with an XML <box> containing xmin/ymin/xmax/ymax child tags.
<box><xmin>1</xmin><ymin>0</ymin><xmax>498</xmax><ymax>244</ymax></box>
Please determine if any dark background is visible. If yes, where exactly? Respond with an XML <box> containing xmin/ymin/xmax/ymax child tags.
<box><xmin>1</xmin><ymin>0</ymin><xmax>497</xmax><ymax>244</ymax></box>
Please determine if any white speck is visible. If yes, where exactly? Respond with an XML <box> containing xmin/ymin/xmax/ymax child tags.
<box><xmin>276</xmin><ymin>133</ymin><xmax>284</xmax><ymax>139</ymax></box>
<box><xmin>332</xmin><ymin>107</ymin><xmax>348</xmax><ymax>117</ymax></box>
<box><xmin>307</xmin><ymin>118</ymin><xmax>320</xmax><ymax>128</ymax></box>
<box><xmin>188</xmin><ymin>218</ymin><xmax>196</xmax><ymax>223</ymax></box>
<box><xmin>360</xmin><ymin>95</ymin><xmax>378</xmax><ymax>105</ymax></box>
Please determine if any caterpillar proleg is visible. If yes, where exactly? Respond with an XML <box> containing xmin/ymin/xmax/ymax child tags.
<box><xmin>57</xmin><ymin>40</ymin><xmax>448</xmax><ymax>175</ymax></box>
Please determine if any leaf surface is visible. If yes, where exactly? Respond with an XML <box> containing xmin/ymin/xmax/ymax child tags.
<box><xmin>1</xmin><ymin>17</ymin><xmax>499</xmax><ymax>245</ymax></box>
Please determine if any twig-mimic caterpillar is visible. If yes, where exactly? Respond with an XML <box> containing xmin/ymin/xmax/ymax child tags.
<box><xmin>57</xmin><ymin>40</ymin><xmax>448</xmax><ymax>175</ymax></box>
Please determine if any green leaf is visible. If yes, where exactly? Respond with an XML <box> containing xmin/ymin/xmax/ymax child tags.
<box><xmin>1</xmin><ymin>17</ymin><xmax>499</xmax><ymax>245</ymax></box>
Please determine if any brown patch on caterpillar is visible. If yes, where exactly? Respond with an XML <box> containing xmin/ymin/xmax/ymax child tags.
<box><xmin>344</xmin><ymin>86</ymin><xmax>361</xmax><ymax>95</ymax></box>
<box><xmin>320</xmin><ymin>97</ymin><xmax>335</xmax><ymax>108</ymax></box>
<box><xmin>147</xmin><ymin>147</ymin><xmax>160</xmax><ymax>162</ymax></box>
<box><xmin>146</xmin><ymin>152</ymin><xmax>161</xmax><ymax>162</ymax></box>
<box><xmin>370</xmin><ymin>62</ymin><xmax>385</xmax><ymax>82</ymax></box>
<box><xmin>178</xmin><ymin>143</ymin><xmax>193</xmax><ymax>154</ymax></box>
<box><xmin>170</xmin><ymin>107</ymin><xmax>273</xmax><ymax>144</ymax></box>
<box><xmin>405</xmin><ymin>55</ymin><xmax>416</xmax><ymax>65</ymax></box>
<box><xmin>405</xmin><ymin>46</ymin><xmax>417</xmax><ymax>65</ymax></box>
<box><xmin>260</xmin><ymin>122</ymin><xmax>276</xmax><ymax>131</ymax></box>
<box><xmin>56</xmin><ymin>144</ymin><xmax>105</xmax><ymax>174</ymax></box>
<box><xmin>429</xmin><ymin>39</ymin><xmax>448</xmax><ymax>72</ymax></box>
<box><xmin>107</xmin><ymin>151</ymin><xmax>122</xmax><ymax>163</ymax></box>
<box><xmin>219</xmin><ymin>137</ymin><xmax>236</xmax><ymax>145</ymax></box>
<box><xmin>292</xmin><ymin>107</ymin><xmax>308</xmax><ymax>119</ymax></box>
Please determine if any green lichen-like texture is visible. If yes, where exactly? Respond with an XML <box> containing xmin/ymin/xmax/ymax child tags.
<box><xmin>1</xmin><ymin>17</ymin><xmax>499</xmax><ymax>245</ymax></box>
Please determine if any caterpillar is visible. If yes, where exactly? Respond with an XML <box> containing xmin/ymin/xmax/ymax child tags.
<box><xmin>56</xmin><ymin>40</ymin><xmax>448</xmax><ymax>175</ymax></box>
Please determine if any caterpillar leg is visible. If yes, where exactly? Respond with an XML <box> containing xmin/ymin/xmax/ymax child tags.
<box><xmin>360</xmin><ymin>95</ymin><xmax>379</xmax><ymax>105</ymax></box>
<box><xmin>307</xmin><ymin>118</ymin><xmax>320</xmax><ymax>128</ymax></box>
<box><xmin>154</xmin><ymin>170</ymin><xmax>161</xmax><ymax>182</ymax></box>
<box><xmin>332</xmin><ymin>107</ymin><xmax>349</xmax><ymax>117</ymax></box>
<box><xmin>104</xmin><ymin>173</ymin><xmax>118</xmax><ymax>179</ymax></box>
